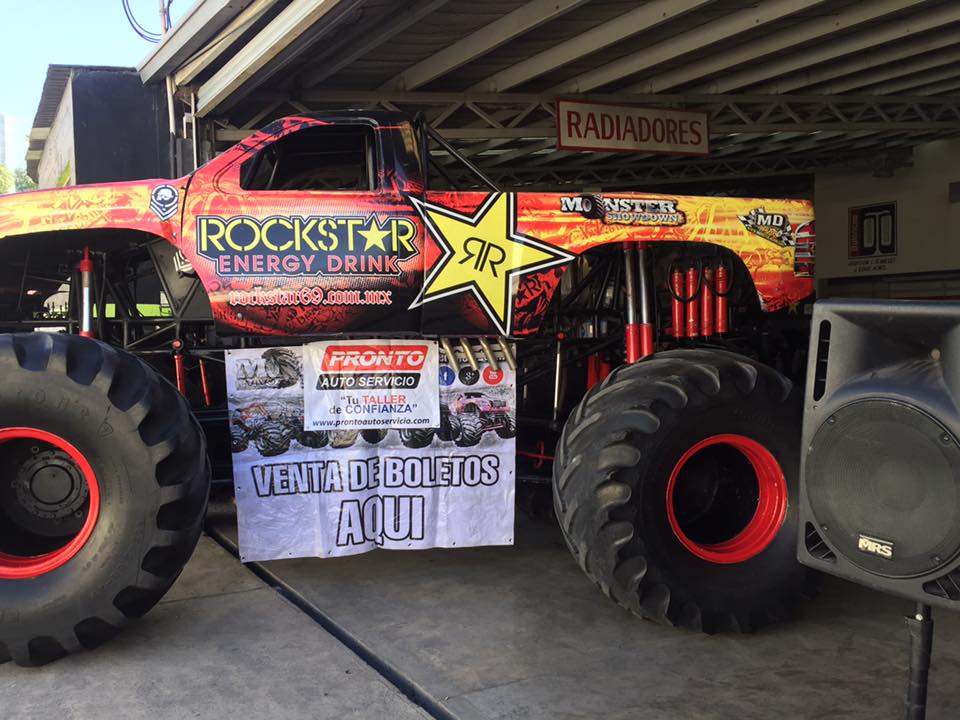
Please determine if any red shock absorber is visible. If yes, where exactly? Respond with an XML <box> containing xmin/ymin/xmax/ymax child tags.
<box><xmin>669</xmin><ymin>266</ymin><xmax>684</xmax><ymax>339</ymax></box>
<box><xmin>172</xmin><ymin>339</ymin><xmax>187</xmax><ymax>397</ymax></box>
<box><xmin>198</xmin><ymin>357</ymin><xmax>212</xmax><ymax>407</ymax></box>
<box><xmin>715</xmin><ymin>262</ymin><xmax>729</xmax><ymax>335</ymax></box>
<box><xmin>701</xmin><ymin>264</ymin><xmax>715</xmax><ymax>337</ymax></box>
<box><xmin>685</xmin><ymin>265</ymin><xmax>700</xmax><ymax>338</ymax></box>
<box><xmin>585</xmin><ymin>354</ymin><xmax>614</xmax><ymax>390</ymax></box>
<box><xmin>586</xmin><ymin>353</ymin><xmax>600</xmax><ymax>390</ymax></box>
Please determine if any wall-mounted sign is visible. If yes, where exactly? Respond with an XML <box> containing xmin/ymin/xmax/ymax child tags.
<box><xmin>555</xmin><ymin>99</ymin><xmax>709</xmax><ymax>156</ymax></box>
<box><xmin>848</xmin><ymin>202</ymin><xmax>897</xmax><ymax>274</ymax></box>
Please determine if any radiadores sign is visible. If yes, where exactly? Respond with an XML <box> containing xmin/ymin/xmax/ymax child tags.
<box><xmin>303</xmin><ymin>339</ymin><xmax>440</xmax><ymax>430</ymax></box>
<box><xmin>556</xmin><ymin>99</ymin><xmax>709</xmax><ymax>156</ymax></box>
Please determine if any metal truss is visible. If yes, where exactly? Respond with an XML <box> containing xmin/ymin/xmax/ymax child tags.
<box><xmin>442</xmin><ymin>152</ymin><xmax>905</xmax><ymax>190</ymax></box>
<box><xmin>206</xmin><ymin>91</ymin><xmax>960</xmax><ymax>187</ymax></box>
<box><xmin>222</xmin><ymin>92</ymin><xmax>960</xmax><ymax>141</ymax></box>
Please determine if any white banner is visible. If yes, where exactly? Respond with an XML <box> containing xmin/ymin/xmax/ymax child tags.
<box><xmin>302</xmin><ymin>339</ymin><xmax>440</xmax><ymax>431</ymax></box>
<box><xmin>225</xmin><ymin>343</ymin><xmax>515</xmax><ymax>562</ymax></box>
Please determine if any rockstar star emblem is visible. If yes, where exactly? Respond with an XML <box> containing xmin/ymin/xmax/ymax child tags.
<box><xmin>409</xmin><ymin>193</ymin><xmax>573</xmax><ymax>335</ymax></box>
<box><xmin>358</xmin><ymin>217</ymin><xmax>390</xmax><ymax>252</ymax></box>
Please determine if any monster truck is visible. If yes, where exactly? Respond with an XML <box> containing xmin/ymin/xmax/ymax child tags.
<box><xmin>448</xmin><ymin>391</ymin><xmax>514</xmax><ymax>447</ymax></box>
<box><xmin>399</xmin><ymin>403</ymin><xmax>462</xmax><ymax>448</ymax></box>
<box><xmin>232</xmin><ymin>400</ymin><xmax>328</xmax><ymax>456</ymax></box>
<box><xmin>0</xmin><ymin>110</ymin><xmax>816</xmax><ymax>665</ymax></box>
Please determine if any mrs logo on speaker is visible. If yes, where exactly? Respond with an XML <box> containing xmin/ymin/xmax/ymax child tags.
<box><xmin>858</xmin><ymin>534</ymin><xmax>894</xmax><ymax>560</ymax></box>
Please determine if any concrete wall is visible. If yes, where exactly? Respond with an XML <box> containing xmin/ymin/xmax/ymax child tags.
<box><xmin>814</xmin><ymin>139</ymin><xmax>960</xmax><ymax>282</ymax></box>
<box><xmin>37</xmin><ymin>76</ymin><xmax>76</xmax><ymax>189</ymax></box>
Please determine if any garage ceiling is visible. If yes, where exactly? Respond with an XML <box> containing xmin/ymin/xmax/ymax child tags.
<box><xmin>140</xmin><ymin>0</ymin><xmax>960</xmax><ymax>190</ymax></box>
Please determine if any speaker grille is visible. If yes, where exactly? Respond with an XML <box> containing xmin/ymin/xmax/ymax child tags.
<box><xmin>805</xmin><ymin>400</ymin><xmax>960</xmax><ymax>578</ymax></box>
<box><xmin>924</xmin><ymin>569</ymin><xmax>960</xmax><ymax>601</ymax></box>
<box><xmin>804</xmin><ymin>523</ymin><xmax>836</xmax><ymax>563</ymax></box>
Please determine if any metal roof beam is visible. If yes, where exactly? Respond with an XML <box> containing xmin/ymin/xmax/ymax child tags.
<box><xmin>196</xmin><ymin>0</ymin><xmax>359</xmax><ymax>117</ymax></box>
<box><xmin>291</xmin><ymin>89</ymin><xmax>960</xmax><ymax>106</ymax></box>
<box><xmin>381</xmin><ymin>0</ymin><xmax>590</xmax><ymax>91</ymax></box>
<box><xmin>705</xmin><ymin>5</ymin><xmax>960</xmax><ymax>93</ymax></box>
<box><xmin>302</xmin><ymin>0</ymin><xmax>453</xmax><ymax>88</ymax></box>
<box><xmin>550</xmin><ymin>0</ymin><xmax>828</xmax><ymax>93</ymax></box>
<box><xmin>805</xmin><ymin>47</ymin><xmax>960</xmax><ymax>95</ymax></box>
<box><xmin>628</xmin><ymin>0</ymin><xmax>926</xmax><ymax>94</ymax></box>
<box><xmin>918</xmin><ymin>80</ymin><xmax>960</xmax><ymax>96</ymax></box>
<box><xmin>173</xmin><ymin>0</ymin><xmax>279</xmax><ymax>87</ymax></box>
<box><xmin>865</xmin><ymin>65</ymin><xmax>960</xmax><ymax>95</ymax></box>
<box><xmin>139</xmin><ymin>0</ymin><xmax>258</xmax><ymax>83</ymax></box>
<box><xmin>469</xmin><ymin>0</ymin><xmax>712</xmax><ymax>93</ymax></box>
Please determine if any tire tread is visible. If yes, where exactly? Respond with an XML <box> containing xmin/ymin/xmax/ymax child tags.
<box><xmin>0</xmin><ymin>334</ymin><xmax>209</xmax><ymax>666</ymax></box>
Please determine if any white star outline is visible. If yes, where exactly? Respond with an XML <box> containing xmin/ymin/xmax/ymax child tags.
<box><xmin>408</xmin><ymin>192</ymin><xmax>575</xmax><ymax>335</ymax></box>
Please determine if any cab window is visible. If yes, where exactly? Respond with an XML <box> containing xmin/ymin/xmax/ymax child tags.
<box><xmin>240</xmin><ymin>125</ymin><xmax>376</xmax><ymax>191</ymax></box>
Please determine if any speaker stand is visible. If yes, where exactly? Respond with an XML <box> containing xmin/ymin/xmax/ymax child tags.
<box><xmin>905</xmin><ymin>603</ymin><xmax>933</xmax><ymax>720</ymax></box>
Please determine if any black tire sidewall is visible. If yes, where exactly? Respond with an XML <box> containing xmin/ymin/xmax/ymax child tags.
<box><xmin>634</xmin><ymin>384</ymin><xmax>802</xmax><ymax>611</ymax></box>
<box><xmin>456</xmin><ymin>414</ymin><xmax>484</xmax><ymax>447</ymax></box>
<box><xmin>0</xmin><ymin>367</ymin><xmax>162</xmax><ymax>633</ymax></box>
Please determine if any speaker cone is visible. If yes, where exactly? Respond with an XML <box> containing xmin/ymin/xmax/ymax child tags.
<box><xmin>805</xmin><ymin>400</ymin><xmax>960</xmax><ymax>578</ymax></box>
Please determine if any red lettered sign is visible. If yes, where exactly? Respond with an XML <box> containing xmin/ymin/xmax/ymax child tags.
<box><xmin>321</xmin><ymin>344</ymin><xmax>429</xmax><ymax>373</ymax></box>
<box><xmin>556</xmin><ymin>99</ymin><xmax>709</xmax><ymax>156</ymax></box>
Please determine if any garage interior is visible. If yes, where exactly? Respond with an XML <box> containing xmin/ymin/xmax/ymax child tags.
<box><xmin>7</xmin><ymin>1</ymin><xmax>960</xmax><ymax>718</ymax></box>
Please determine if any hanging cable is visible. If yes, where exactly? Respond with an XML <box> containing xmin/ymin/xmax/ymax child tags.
<box><xmin>121</xmin><ymin>0</ymin><xmax>161</xmax><ymax>42</ymax></box>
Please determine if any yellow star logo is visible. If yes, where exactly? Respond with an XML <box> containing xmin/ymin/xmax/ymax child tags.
<box><xmin>410</xmin><ymin>193</ymin><xmax>573</xmax><ymax>335</ymax></box>
<box><xmin>358</xmin><ymin>217</ymin><xmax>390</xmax><ymax>252</ymax></box>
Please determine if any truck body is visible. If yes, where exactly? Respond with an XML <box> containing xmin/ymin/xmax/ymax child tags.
<box><xmin>0</xmin><ymin>110</ymin><xmax>819</xmax><ymax>666</ymax></box>
<box><xmin>0</xmin><ymin>112</ymin><xmax>813</xmax><ymax>340</ymax></box>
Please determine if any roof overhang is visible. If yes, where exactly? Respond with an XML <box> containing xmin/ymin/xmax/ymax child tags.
<box><xmin>137</xmin><ymin>0</ymin><xmax>260</xmax><ymax>84</ymax></box>
<box><xmin>139</xmin><ymin>0</ymin><xmax>960</xmax><ymax>190</ymax></box>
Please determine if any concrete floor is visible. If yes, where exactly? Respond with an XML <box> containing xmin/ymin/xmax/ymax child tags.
<box><xmin>0</xmin><ymin>538</ymin><xmax>429</xmax><ymax>720</ymax></box>
<box><xmin>3</xmin><ymin>514</ymin><xmax>959</xmax><ymax>719</ymax></box>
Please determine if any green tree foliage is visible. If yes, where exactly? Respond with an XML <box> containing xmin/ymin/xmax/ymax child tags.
<box><xmin>0</xmin><ymin>165</ymin><xmax>38</xmax><ymax>193</ymax></box>
<box><xmin>14</xmin><ymin>168</ymin><xmax>36</xmax><ymax>192</ymax></box>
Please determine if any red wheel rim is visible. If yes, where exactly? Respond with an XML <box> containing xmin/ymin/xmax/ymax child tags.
<box><xmin>666</xmin><ymin>434</ymin><xmax>787</xmax><ymax>564</ymax></box>
<box><xmin>0</xmin><ymin>428</ymin><xmax>100</xmax><ymax>580</ymax></box>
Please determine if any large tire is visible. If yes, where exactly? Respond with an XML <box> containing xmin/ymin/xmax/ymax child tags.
<box><xmin>553</xmin><ymin>349</ymin><xmax>814</xmax><ymax>633</ymax></box>
<box><xmin>298</xmin><ymin>430</ymin><xmax>329</xmax><ymax>449</ymax></box>
<box><xmin>436</xmin><ymin>407</ymin><xmax>461</xmax><ymax>443</ymax></box>
<box><xmin>361</xmin><ymin>429</ymin><xmax>388</xmax><ymax>445</ymax></box>
<box><xmin>455</xmin><ymin>413</ymin><xmax>484</xmax><ymax>447</ymax></box>
<box><xmin>253</xmin><ymin>425</ymin><xmax>292</xmax><ymax>457</ymax></box>
<box><xmin>230</xmin><ymin>423</ymin><xmax>249</xmax><ymax>453</ymax></box>
<box><xmin>330</xmin><ymin>429</ymin><xmax>360</xmax><ymax>448</ymax></box>
<box><xmin>495</xmin><ymin>413</ymin><xmax>516</xmax><ymax>439</ymax></box>
<box><xmin>0</xmin><ymin>334</ymin><xmax>209</xmax><ymax>666</ymax></box>
<box><xmin>399</xmin><ymin>428</ymin><xmax>435</xmax><ymax>449</ymax></box>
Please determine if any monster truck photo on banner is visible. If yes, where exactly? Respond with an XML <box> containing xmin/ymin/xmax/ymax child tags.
<box><xmin>225</xmin><ymin>342</ymin><xmax>515</xmax><ymax>562</ymax></box>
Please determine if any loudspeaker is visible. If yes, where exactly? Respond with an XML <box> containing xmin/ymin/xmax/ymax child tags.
<box><xmin>799</xmin><ymin>299</ymin><xmax>960</xmax><ymax>609</ymax></box>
